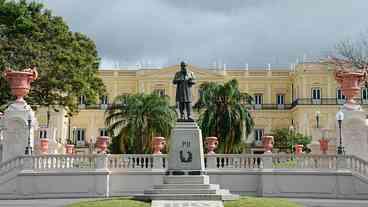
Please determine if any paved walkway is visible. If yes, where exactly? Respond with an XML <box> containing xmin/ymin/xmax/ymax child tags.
<box><xmin>290</xmin><ymin>198</ymin><xmax>368</xmax><ymax>207</ymax></box>
<box><xmin>1</xmin><ymin>198</ymin><xmax>368</xmax><ymax>207</ymax></box>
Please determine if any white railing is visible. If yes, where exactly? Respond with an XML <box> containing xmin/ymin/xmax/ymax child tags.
<box><xmin>32</xmin><ymin>155</ymin><xmax>96</xmax><ymax>170</ymax></box>
<box><xmin>347</xmin><ymin>155</ymin><xmax>368</xmax><ymax>178</ymax></box>
<box><xmin>205</xmin><ymin>154</ymin><xmax>264</xmax><ymax>169</ymax></box>
<box><xmin>0</xmin><ymin>154</ymin><xmax>366</xmax><ymax>179</ymax></box>
<box><xmin>0</xmin><ymin>156</ymin><xmax>24</xmax><ymax>176</ymax></box>
<box><xmin>108</xmin><ymin>154</ymin><xmax>167</xmax><ymax>170</ymax></box>
<box><xmin>272</xmin><ymin>154</ymin><xmax>337</xmax><ymax>169</ymax></box>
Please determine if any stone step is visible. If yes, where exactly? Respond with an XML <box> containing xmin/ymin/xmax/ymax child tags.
<box><xmin>145</xmin><ymin>189</ymin><xmax>220</xmax><ymax>195</ymax></box>
<box><xmin>136</xmin><ymin>194</ymin><xmax>224</xmax><ymax>201</ymax></box>
<box><xmin>153</xmin><ymin>184</ymin><xmax>220</xmax><ymax>190</ymax></box>
<box><xmin>163</xmin><ymin>175</ymin><xmax>209</xmax><ymax>184</ymax></box>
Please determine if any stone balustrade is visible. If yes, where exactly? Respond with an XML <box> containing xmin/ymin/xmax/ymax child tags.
<box><xmin>347</xmin><ymin>155</ymin><xmax>368</xmax><ymax>177</ymax></box>
<box><xmin>205</xmin><ymin>154</ymin><xmax>264</xmax><ymax>169</ymax></box>
<box><xmin>108</xmin><ymin>154</ymin><xmax>167</xmax><ymax>170</ymax></box>
<box><xmin>0</xmin><ymin>156</ymin><xmax>23</xmax><ymax>175</ymax></box>
<box><xmin>0</xmin><ymin>153</ymin><xmax>367</xmax><ymax>177</ymax></box>
<box><xmin>0</xmin><ymin>153</ymin><xmax>367</xmax><ymax>199</ymax></box>
<box><xmin>31</xmin><ymin>155</ymin><xmax>97</xmax><ymax>170</ymax></box>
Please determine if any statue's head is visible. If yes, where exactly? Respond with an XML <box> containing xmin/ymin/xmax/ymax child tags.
<box><xmin>180</xmin><ymin>61</ymin><xmax>187</xmax><ymax>72</ymax></box>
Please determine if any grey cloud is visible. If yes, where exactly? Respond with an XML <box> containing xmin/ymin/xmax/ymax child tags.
<box><xmin>36</xmin><ymin>0</ymin><xmax>368</xmax><ymax>68</ymax></box>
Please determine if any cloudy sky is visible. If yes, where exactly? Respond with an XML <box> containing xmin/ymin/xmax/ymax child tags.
<box><xmin>37</xmin><ymin>0</ymin><xmax>368</xmax><ymax>68</ymax></box>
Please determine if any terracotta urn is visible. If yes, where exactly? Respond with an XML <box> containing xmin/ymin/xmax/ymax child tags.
<box><xmin>319</xmin><ymin>139</ymin><xmax>329</xmax><ymax>155</ymax></box>
<box><xmin>205</xmin><ymin>136</ymin><xmax>218</xmax><ymax>154</ymax></box>
<box><xmin>152</xmin><ymin>136</ymin><xmax>166</xmax><ymax>154</ymax></box>
<box><xmin>3</xmin><ymin>67</ymin><xmax>38</xmax><ymax>103</ymax></box>
<box><xmin>97</xmin><ymin>136</ymin><xmax>110</xmax><ymax>154</ymax></box>
<box><xmin>262</xmin><ymin>135</ymin><xmax>274</xmax><ymax>153</ymax></box>
<box><xmin>335</xmin><ymin>70</ymin><xmax>365</xmax><ymax>105</ymax></box>
<box><xmin>295</xmin><ymin>144</ymin><xmax>303</xmax><ymax>156</ymax></box>
<box><xmin>40</xmin><ymin>139</ymin><xmax>49</xmax><ymax>154</ymax></box>
<box><xmin>65</xmin><ymin>144</ymin><xmax>74</xmax><ymax>154</ymax></box>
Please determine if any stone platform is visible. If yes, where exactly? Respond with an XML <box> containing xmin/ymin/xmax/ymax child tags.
<box><xmin>139</xmin><ymin>175</ymin><xmax>238</xmax><ymax>201</ymax></box>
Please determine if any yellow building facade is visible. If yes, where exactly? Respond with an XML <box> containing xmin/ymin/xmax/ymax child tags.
<box><xmin>35</xmin><ymin>63</ymin><xmax>368</xmax><ymax>154</ymax></box>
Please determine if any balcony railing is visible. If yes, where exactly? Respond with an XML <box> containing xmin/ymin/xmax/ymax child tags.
<box><xmin>292</xmin><ymin>98</ymin><xmax>368</xmax><ymax>106</ymax></box>
<box><xmin>80</xmin><ymin>104</ymin><xmax>113</xmax><ymax>110</ymax></box>
<box><xmin>79</xmin><ymin>98</ymin><xmax>368</xmax><ymax>111</ymax></box>
<box><xmin>249</xmin><ymin>104</ymin><xmax>293</xmax><ymax>110</ymax></box>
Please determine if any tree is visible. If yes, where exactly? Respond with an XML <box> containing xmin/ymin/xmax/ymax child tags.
<box><xmin>105</xmin><ymin>93</ymin><xmax>176</xmax><ymax>154</ymax></box>
<box><xmin>272</xmin><ymin>128</ymin><xmax>312</xmax><ymax>153</ymax></box>
<box><xmin>0</xmin><ymin>0</ymin><xmax>105</xmax><ymax>117</ymax></box>
<box><xmin>195</xmin><ymin>79</ymin><xmax>254</xmax><ymax>154</ymax></box>
<box><xmin>335</xmin><ymin>36</ymin><xmax>368</xmax><ymax>70</ymax></box>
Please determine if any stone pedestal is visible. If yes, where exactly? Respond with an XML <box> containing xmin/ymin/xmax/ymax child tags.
<box><xmin>140</xmin><ymin>121</ymin><xmax>238</xmax><ymax>203</ymax></box>
<box><xmin>0</xmin><ymin>102</ymin><xmax>38</xmax><ymax>161</ymax></box>
<box><xmin>340</xmin><ymin>108</ymin><xmax>368</xmax><ymax>159</ymax></box>
<box><xmin>167</xmin><ymin>122</ymin><xmax>205</xmax><ymax>175</ymax></box>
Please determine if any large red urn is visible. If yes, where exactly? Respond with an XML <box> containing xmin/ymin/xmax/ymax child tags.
<box><xmin>40</xmin><ymin>139</ymin><xmax>49</xmax><ymax>154</ymax></box>
<box><xmin>329</xmin><ymin>57</ymin><xmax>367</xmax><ymax>109</ymax></box>
<box><xmin>3</xmin><ymin>67</ymin><xmax>38</xmax><ymax>103</ymax></box>
<box><xmin>152</xmin><ymin>136</ymin><xmax>166</xmax><ymax>154</ymax></box>
<box><xmin>97</xmin><ymin>136</ymin><xmax>110</xmax><ymax>154</ymax></box>
<box><xmin>318</xmin><ymin>139</ymin><xmax>329</xmax><ymax>155</ymax></box>
<box><xmin>262</xmin><ymin>135</ymin><xmax>274</xmax><ymax>153</ymax></box>
<box><xmin>205</xmin><ymin>136</ymin><xmax>219</xmax><ymax>154</ymax></box>
<box><xmin>295</xmin><ymin>144</ymin><xmax>303</xmax><ymax>156</ymax></box>
<box><xmin>65</xmin><ymin>144</ymin><xmax>75</xmax><ymax>154</ymax></box>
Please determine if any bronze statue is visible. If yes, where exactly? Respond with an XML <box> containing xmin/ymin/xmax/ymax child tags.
<box><xmin>173</xmin><ymin>61</ymin><xmax>196</xmax><ymax>121</ymax></box>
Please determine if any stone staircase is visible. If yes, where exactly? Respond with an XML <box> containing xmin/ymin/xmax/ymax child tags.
<box><xmin>138</xmin><ymin>175</ymin><xmax>238</xmax><ymax>201</ymax></box>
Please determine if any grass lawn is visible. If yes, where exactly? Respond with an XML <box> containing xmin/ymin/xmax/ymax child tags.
<box><xmin>225</xmin><ymin>197</ymin><xmax>302</xmax><ymax>207</ymax></box>
<box><xmin>66</xmin><ymin>197</ymin><xmax>302</xmax><ymax>207</ymax></box>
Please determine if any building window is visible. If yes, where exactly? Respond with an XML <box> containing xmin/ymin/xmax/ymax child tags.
<box><xmin>276</xmin><ymin>94</ymin><xmax>285</xmax><ymax>109</ymax></box>
<box><xmin>99</xmin><ymin>128</ymin><xmax>108</xmax><ymax>137</ymax></box>
<box><xmin>311</xmin><ymin>88</ymin><xmax>321</xmax><ymax>104</ymax></box>
<box><xmin>79</xmin><ymin>95</ymin><xmax>86</xmax><ymax>105</ymax></box>
<box><xmin>74</xmin><ymin>128</ymin><xmax>86</xmax><ymax>146</ymax></box>
<box><xmin>153</xmin><ymin>89</ymin><xmax>165</xmax><ymax>97</ymax></box>
<box><xmin>254</xmin><ymin>129</ymin><xmax>264</xmax><ymax>144</ymax></box>
<box><xmin>362</xmin><ymin>87</ymin><xmax>368</xmax><ymax>104</ymax></box>
<box><xmin>39</xmin><ymin>129</ymin><xmax>47</xmax><ymax>139</ymax></box>
<box><xmin>277</xmin><ymin>94</ymin><xmax>285</xmax><ymax>105</ymax></box>
<box><xmin>101</xmin><ymin>95</ymin><xmax>108</xmax><ymax>105</ymax></box>
<box><xmin>336</xmin><ymin>88</ymin><xmax>346</xmax><ymax>104</ymax></box>
<box><xmin>254</xmin><ymin>94</ymin><xmax>263</xmax><ymax>109</ymax></box>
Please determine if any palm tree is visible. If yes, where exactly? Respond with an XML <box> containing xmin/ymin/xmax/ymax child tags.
<box><xmin>195</xmin><ymin>79</ymin><xmax>254</xmax><ymax>154</ymax></box>
<box><xmin>105</xmin><ymin>93</ymin><xmax>176</xmax><ymax>154</ymax></box>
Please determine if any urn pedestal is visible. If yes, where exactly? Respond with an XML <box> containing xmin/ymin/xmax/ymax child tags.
<box><xmin>2</xmin><ymin>67</ymin><xmax>38</xmax><ymax>160</ymax></box>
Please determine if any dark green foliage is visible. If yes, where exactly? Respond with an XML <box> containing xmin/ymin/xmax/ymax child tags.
<box><xmin>105</xmin><ymin>93</ymin><xmax>176</xmax><ymax>154</ymax></box>
<box><xmin>272</xmin><ymin>128</ymin><xmax>312</xmax><ymax>153</ymax></box>
<box><xmin>195</xmin><ymin>79</ymin><xmax>254</xmax><ymax>154</ymax></box>
<box><xmin>0</xmin><ymin>0</ymin><xmax>105</xmax><ymax>114</ymax></box>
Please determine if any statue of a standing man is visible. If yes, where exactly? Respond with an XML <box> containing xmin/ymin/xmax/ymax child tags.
<box><xmin>173</xmin><ymin>61</ymin><xmax>196</xmax><ymax>121</ymax></box>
